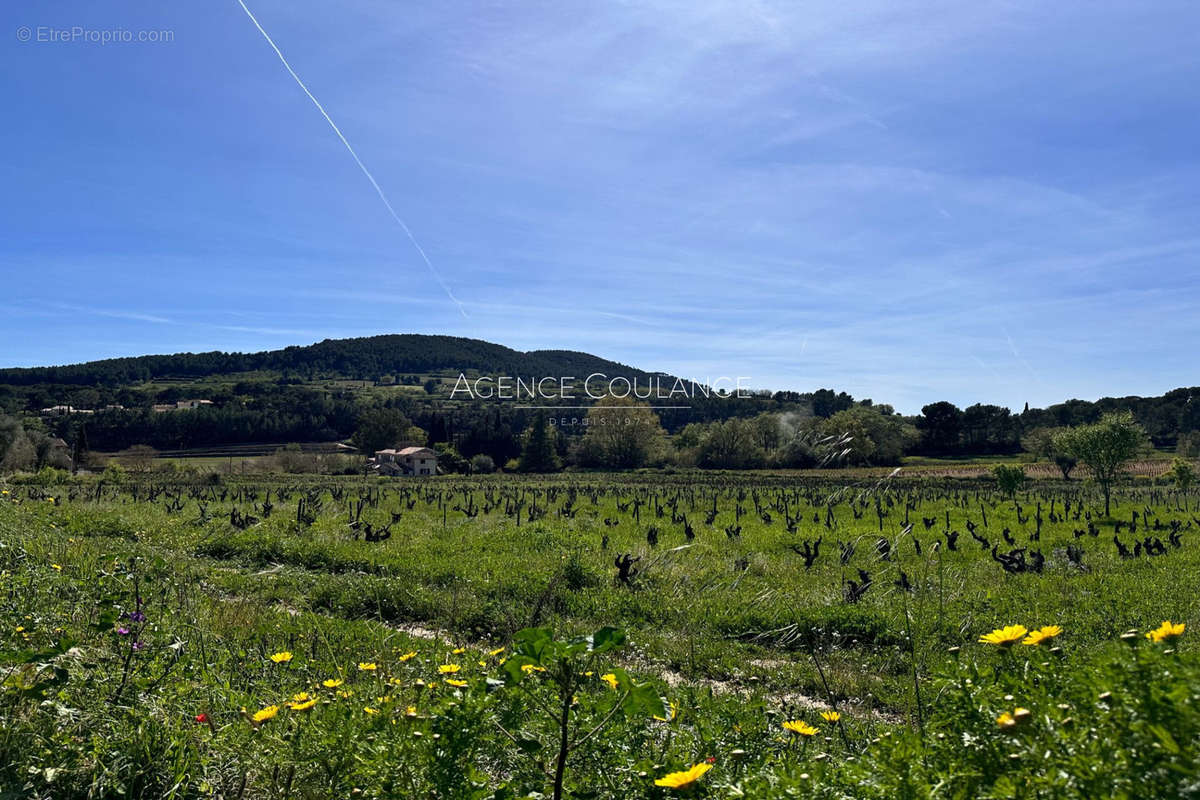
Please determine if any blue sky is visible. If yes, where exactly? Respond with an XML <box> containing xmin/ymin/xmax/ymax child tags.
<box><xmin>2</xmin><ymin>1</ymin><xmax>1198</xmax><ymax>413</ymax></box>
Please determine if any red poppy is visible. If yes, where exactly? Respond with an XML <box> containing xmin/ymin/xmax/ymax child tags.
<box><xmin>195</xmin><ymin>713</ymin><xmax>209</xmax><ymax>723</ymax></box>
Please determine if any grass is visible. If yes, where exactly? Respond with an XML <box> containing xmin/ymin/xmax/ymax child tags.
<box><xmin>1</xmin><ymin>472</ymin><xmax>1198</xmax><ymax>798</ymax></box>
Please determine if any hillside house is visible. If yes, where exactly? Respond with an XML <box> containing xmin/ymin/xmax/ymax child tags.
<box><xmin>153</xmin><ymin>399</ymin><xmax>214</xmax><ymax>413</ymax></box>
<box><xmin>39</xmin><ymin>405</ymin><xmax>94</xmax><ymax>416</ymax></box>
<box><xmin>372</xmin><ymin>446</ymin><xmax>437</xmax><ymax>476</ymax></box>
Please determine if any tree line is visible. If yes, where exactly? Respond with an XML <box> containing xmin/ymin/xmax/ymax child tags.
<box><xmin>2</xmin><ymin>333</ymin><xmax>1198</xmax><ymax>470</ymax></box>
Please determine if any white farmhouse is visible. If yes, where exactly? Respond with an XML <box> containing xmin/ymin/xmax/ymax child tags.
<box><xmin>372</xmin><ymin>446</ymin><xmax>438</xmax><ymax>476</ymax></box>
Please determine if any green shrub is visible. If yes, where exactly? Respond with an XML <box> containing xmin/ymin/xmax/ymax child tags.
<box><xmin>992</xmin><ymin>463</ymin><xmax>1026</xmax><ymax>497</ymax></box>
<box><xmin>100</xmin><ymin>462</ymin><xmax>127</xmax><ymax>484</ymax></box>
<box><xmin>1166</xmin><ymin>457</ymin><xmax>1196</xmax><ymax>490</ymax></box>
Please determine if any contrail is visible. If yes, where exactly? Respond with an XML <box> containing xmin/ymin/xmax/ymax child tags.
<box><xmin>236</xmin><ymin>0</ymin><xmax>466</xmax><ymax>317</ymax></box>
<box><xmin>1002</xmin><ymin>325</ymin><xmax>1038</xmax><ymax>380</ymax></box>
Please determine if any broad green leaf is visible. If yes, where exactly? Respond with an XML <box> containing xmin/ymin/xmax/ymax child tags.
<box><xmin>622</xmin><ymin>683</ymin><xmax>668</xmax><ymax>719</ymax></box>
<box><xmin>91</xmin><ymin>609</ymin><xmax>118</xmax><ymax>633</ymax></box>
<box><xmin>589</xmin><ymin>627</ymin><xmax>626</xmax><ymax>654</ymax></box>
<box><xmin>502</xmin><ymin>655</ymin><xmax>537</xmax><ymax>684</ymax></box>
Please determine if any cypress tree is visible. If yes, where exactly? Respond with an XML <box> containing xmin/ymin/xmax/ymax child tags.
<box><xmin>518</xmin><ymin>412</ymin><xmax>561</xmax><ymax>472</ymax></box>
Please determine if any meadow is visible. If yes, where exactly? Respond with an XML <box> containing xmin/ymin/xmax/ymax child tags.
<box><xmin>1</xmin><ymin>470</ymin><xmax>1198</xmax><ymax>798</ymax></box>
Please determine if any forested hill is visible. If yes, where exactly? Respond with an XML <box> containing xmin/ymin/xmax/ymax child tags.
<box><xmin>3</xmin><ymin>335</ymin><xmax>1197</xmax><ymax>458</ymax></box>
<box><xmin>0</xmin><ymin>335</ymin><xmax>661</xmax><ymax>387</ymax></box>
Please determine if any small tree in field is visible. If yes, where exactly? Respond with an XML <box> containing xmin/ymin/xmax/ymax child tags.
<box><xmin>1052</xmin><ymin>452</ymin><xmax>1079</xmax><ymax>481</ymax></box>
<box><xmin>1054</xmin><ymin>412</ymin><xmax>1146</xmax><ymax>517</ymax></box>
<box><xmin>119</xmin><ymin>444</ymin><xmax>158</xmax><ymax>474</ymax></box>
<box><xmin>1021</xmin><ymin>426</ymin><xmax>1077</xmax><ymax>479</ymax></box>
<box><xmin>992</xmin><ymin>464</ymin><xmax>1026</xmax><ymax>499</ymax></box>
<box><xmin>1166</xmin><ymin>457</ymin><xmax>1196</xmax><ymax>491</ymax></box>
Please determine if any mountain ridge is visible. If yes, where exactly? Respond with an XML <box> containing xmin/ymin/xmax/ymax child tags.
<box><xmin>0</xmin><ymin>334</ymin><xmax>665</xmax><ymax>387</ymax></box>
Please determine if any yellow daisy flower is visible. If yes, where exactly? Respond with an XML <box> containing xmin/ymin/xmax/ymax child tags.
<box><xmin>782</xmin><ymin>720</ymin><xmax>818</xmax><ymax>736</ymax></box>
<box><xmin>979</xmin><ymin>625</ymin><xmax>1028</xmax><ymax>647</ymax></box>
<box><xmin>249</xmin><ymin>705</ymin><xmax>279</xmax><ymax>725</ymax></box>
<box><xmin>654</xmin><ymin>762</ymin><xmax>713</xmax><ymax>789</ymax></box>
<box><xmin>1146</xmin><ymin>620</ymin><xmax>1186</xmax><ymax>643</ymax></box>
<box><xmin>1023</xmin><ymin>625</ymin><xmax>1063</xmax><ymax>646</ymax></box>
<box><xmin>289</xmin><ymin>695</ymin><xmax>318</xmax><ymax>711</ymax></box>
